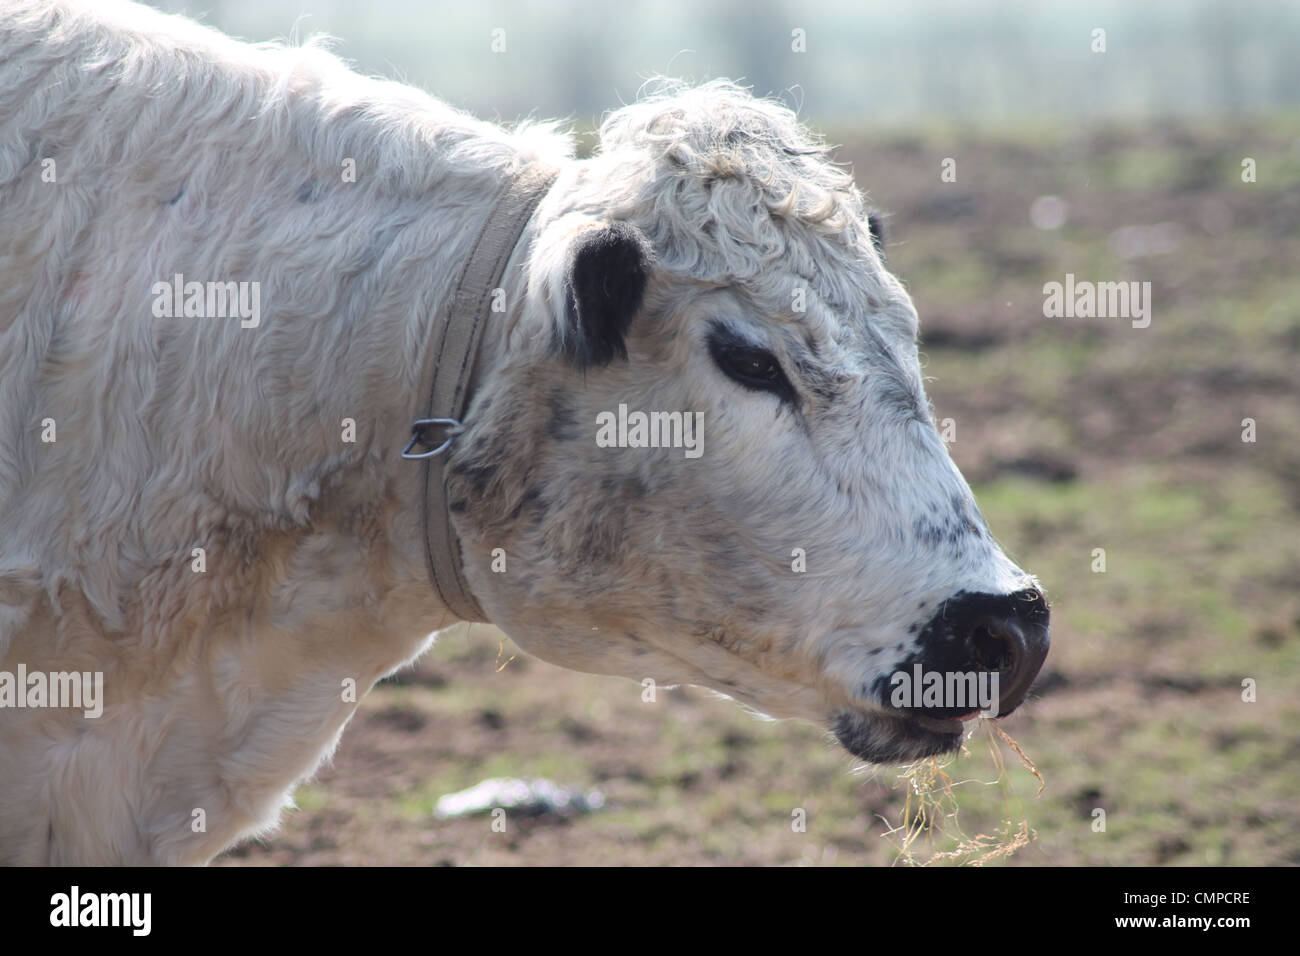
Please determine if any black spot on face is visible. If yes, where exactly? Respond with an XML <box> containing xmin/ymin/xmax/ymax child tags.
<box><xmin>949</xmin><ymin>494</ymin><xmax>988</xmax><ymax>539</ymax></box>
<box><xmin>509</xmin><ymin>483</ymin><xmax>546</xmax><ymax>521</ymax></box>
<box><xmin>913</xmin><ymin>518</ymin><xmax>946</xmax><ymax>549</ymax></box>
<box><xmin>913</xmin><ymin>500</ymin><xmax>985</xmax><ymax>552</ymax></box>
<box><xmin>449</xmin><ymin>461</ymin><xmax>498</xmax><ymax>500</ymax></box>
<box><xmin>545</xmin><ymin>391</ymin><xmax>578</xmax><ymax>442</ymax></box>
<box><xmin>296</xmin><ymin>181</ymin><xmax>317</xmax><ymax>204</ymax></box>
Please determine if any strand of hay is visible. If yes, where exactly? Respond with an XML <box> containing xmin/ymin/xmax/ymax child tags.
<box><xmin>879</xmin><ymin>719</ymin><xmax>1044</xmax><ymax>866</ymax></box>
<box><xmin>990</xmin><ymin>721</ymin><xmax>1045</xmax><ymax>797</ymax></box>
<box><xmin>495</xmin><ymin>638</ymin><xmax>518</xmax><ymax>672</ymax></box>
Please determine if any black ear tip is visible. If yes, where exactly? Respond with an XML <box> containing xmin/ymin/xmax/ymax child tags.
<box><xmin>597</xmin><ymin>220</ymin><xmax>655</xmax><ymax>266</ymax></box>
<box><xmin>865</xmin><ymin>207</ymin><xmax>887</xmax><ymax>259</ymax></box>
<box><xmin>574</xmin><ymin>222</ymin><xmax>655</xmax><ymax>296</ymax></box>
<box><xmin>564</xmin><ymin>221</ymin><xmax>655</xmax><ymax>369</ymax></box>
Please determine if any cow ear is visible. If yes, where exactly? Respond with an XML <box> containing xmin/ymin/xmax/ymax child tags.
<box><xmin>561</xmin><ymin>221</ymin><xmax>654</xmax><ymax>368</ymax></box>
<box><xmin>865</xmin><ymin>207</ymin><xmax>887</xmax><ymax>261</ymax></box>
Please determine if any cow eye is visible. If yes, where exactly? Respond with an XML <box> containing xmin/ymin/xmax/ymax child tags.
<box><xmin>720</xmin><ymin>348</ymin><xmax>782</xmax><ymax>386</ymax></box>
<box><xmin>707</xmin><ymin>331</ymin><xmax>796</xmax><ymax>402</ymax></box>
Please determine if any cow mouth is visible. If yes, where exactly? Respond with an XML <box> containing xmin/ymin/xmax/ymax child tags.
<box><xmin>831</xmin><ymin>709</ymin><xmax>974</xmax><ymax>763</ymax></box>
<box><xmin>911</xmin><ymin>711</ymin><xmax>983</xmax><ymax>734</ymax></box>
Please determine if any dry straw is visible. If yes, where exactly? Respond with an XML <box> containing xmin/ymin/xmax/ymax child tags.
<box><xmin>881</xmin><ymin>719</ymin><xmax>1045</xmax><ymax>866</ymax></box>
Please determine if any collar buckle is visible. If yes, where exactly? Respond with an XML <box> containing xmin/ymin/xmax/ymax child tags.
<box><xmin>401</xmin><ymin>417</ymin><xmax>462</xmax><ymax>460</ymax></box>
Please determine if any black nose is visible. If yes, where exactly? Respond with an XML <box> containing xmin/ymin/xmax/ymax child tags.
<box><xmin>885</xmin><ymin>588</ymin><xmax>1050</xmax><ymax>720</ymax></box>
<box><xmin>960</xmin><ymin>590</ymin><xmax>1050</xmax><ymax>716</ymax></box>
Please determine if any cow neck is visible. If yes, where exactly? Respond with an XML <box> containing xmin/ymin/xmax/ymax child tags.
<box><xmin>405</xmin><ymin>162</ymin><xmax>558</xmax><ymax>623</ymax></box>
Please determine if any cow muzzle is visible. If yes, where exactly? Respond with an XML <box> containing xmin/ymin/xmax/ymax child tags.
<box><xmin>887</xmin><ymin>587</ymin><xmax>1050</xmax><ymax>731</ymax></box>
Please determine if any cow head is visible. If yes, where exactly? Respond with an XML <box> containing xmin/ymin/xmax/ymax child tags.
<box><xmin>446</xmin><ymin>81</ymin><xmax>1048</xmax><ymax>763</ymax></box>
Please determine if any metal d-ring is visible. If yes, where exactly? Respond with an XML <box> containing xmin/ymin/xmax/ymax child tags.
<box><xmin>401</xmin><ymin>417</ymin><xmax>462</xmax><ymax>459</ymax></box>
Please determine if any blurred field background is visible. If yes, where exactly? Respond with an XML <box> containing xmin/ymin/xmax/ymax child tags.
<box><xmin>132</xmin><ymin>0</ymin><xmax>1300</xmax><ymax>864</ymax></box>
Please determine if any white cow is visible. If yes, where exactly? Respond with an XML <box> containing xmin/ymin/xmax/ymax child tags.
<box><xmin>0</xmin><ymin>0</ymin><xmax>1049</xmax><ymax>864</ymax></box>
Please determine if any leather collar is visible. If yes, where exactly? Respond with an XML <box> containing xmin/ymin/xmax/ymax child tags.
<box><xmin>402</xmin><ymin>163</ymin><xmax>558</xmax><ymax>623</ymax></box>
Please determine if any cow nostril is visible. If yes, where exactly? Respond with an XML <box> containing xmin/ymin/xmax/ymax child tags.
<box><xmin>969</xmin><ymin>620</ymin><xmax>1016</xmax><ymax>674</ymax></box>
<box><xmin>907</xmin><ymin>590</ymin><xmax>1050</xmax><ymax>720</ymax></box>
